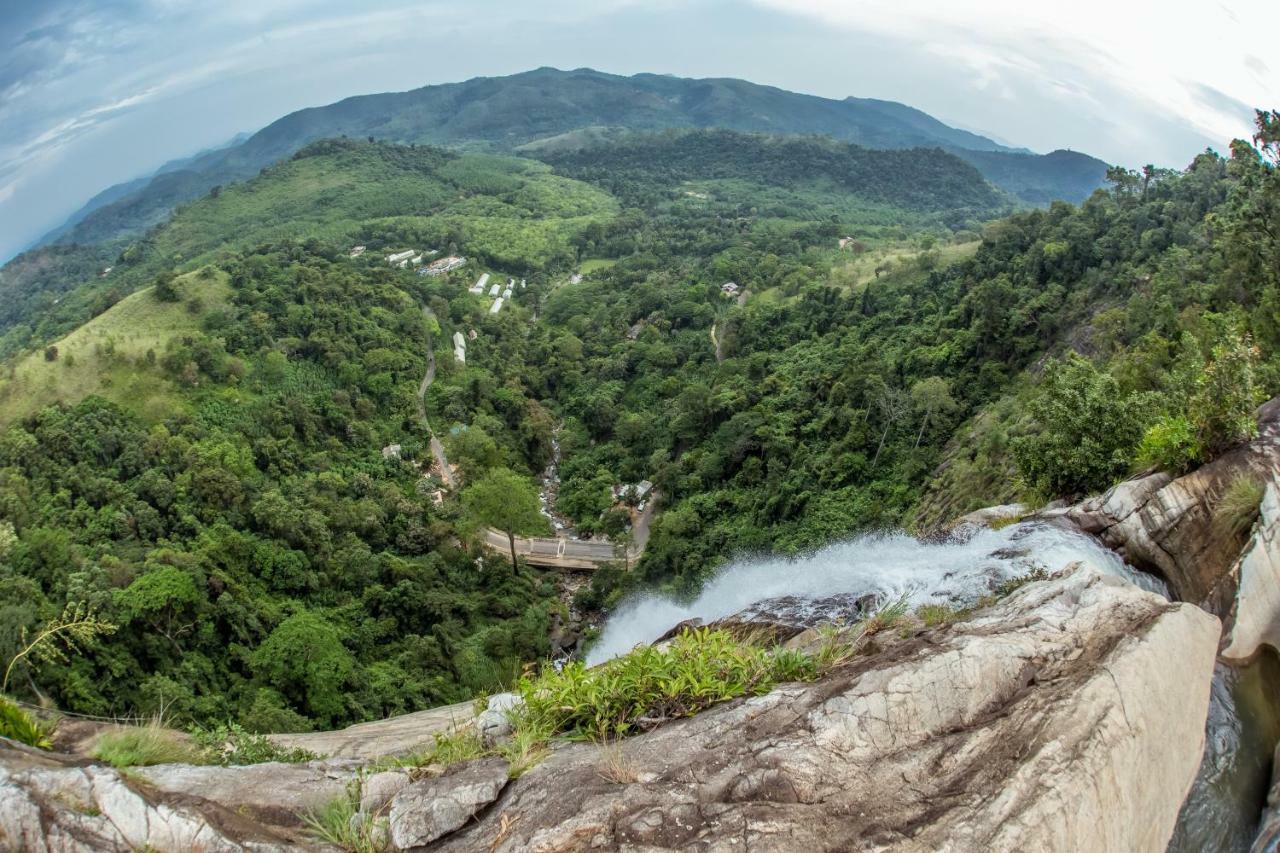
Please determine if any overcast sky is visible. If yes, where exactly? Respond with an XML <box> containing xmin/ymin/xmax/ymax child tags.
<box><xmin>1</xmin><ymin>0</ymin><xmax>1276</xmax><ymax>262</ymax></box>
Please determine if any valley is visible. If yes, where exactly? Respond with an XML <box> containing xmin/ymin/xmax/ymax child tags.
<box><xmin>0</xmin><ymin>57</ymin><xmax>1276</xmax><ymax>853</ymax></box>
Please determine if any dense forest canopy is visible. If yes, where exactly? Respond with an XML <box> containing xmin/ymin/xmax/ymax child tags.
<box><xmin>0</xmin><ymin>113</ymin><xmax>1275</xmax><ymax>732</ymax></box>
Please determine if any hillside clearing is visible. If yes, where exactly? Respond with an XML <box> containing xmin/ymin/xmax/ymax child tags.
<box><xmin>0</xmin><ymin>270</ymin><xmax>231</xmax><ymax>426</ymax></box>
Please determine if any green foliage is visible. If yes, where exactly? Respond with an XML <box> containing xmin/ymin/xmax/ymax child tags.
<box><xmin>190</xmin><ymin>721</ymin><xmax>317</xmax><ymax>765</ymax></box>
<box><xmin>3</xmin><ymin>603</ymin><xmax>117</xmax><ymax>694</ymax></box>
<box><xmin>915</xmin><ymin>603</ymin><xmax>958</xmax><ymax>628</ymax></box>
<box><xmin>513</xmin><ymin>628</ymin><xmax>819</xmax><ymax>740</ymax></box>
<box><xmin>1012</xmin><ymin>356</ymin><xmax>1147</xmax><ymax>498</ymax></box>
<box><xmin>463</xmin><ymin>467</ymin><xmax>549</xmax><ymax>573</ymax></box>
<box><xmin>90</xmin><ymin>724</ymin><xmax>207</xmax><ymax>768</ymax></box>
<box><xmin>1215</xmin><ymin>476</ymin><xmax>1267</xmax><ymax>540</ymax></box>
<box><xmin>0</xmin><ymin>696</ymin><xmax>52</xmax><ymax>749</ymax></box>
<box><xmin>303</xmin><ymin>784</ymin><xmax>386</xmax><ymax>853</ymax></box>
<box><xmin>1137</xmin><ymin>415</ymin><xmax>1201</xmax><ymax>474</ymax></box>
<box><xmin>251</xmin><ymin>611</ymin><xmax>356</xmax><ymax>726</ymax></box>
<box><xmin>1189</xmin><ymin>333</ymin><xmax>1264</xmax><ymax>458</ymax></box>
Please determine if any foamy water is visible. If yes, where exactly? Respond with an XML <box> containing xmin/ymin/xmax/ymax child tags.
<box><xmin>586</xmin><ymin>521</ymin><xmax>1163</xmax><ymax>664</ymax></box>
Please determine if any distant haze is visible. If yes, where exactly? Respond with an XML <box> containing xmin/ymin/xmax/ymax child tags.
<box><xmin>0</xmin><ymin>0</ymin><xmax>1274</xmax><ymax>262</ymax></box>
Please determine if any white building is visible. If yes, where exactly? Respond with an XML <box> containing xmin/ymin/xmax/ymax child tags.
<box><xmin>386</xmin><ymin>250</ymin><xmax>416</xmax><ymax>265</ymax></box>
<box><xmin>419</xmin><ymin>255</ymin><xmax>467</xmax><ymax>276</ymax></box>
<box><xmin>569</xmin><ymin>273</ymin><xmax>583</xmax><ymax>285</ymax></box>
<box><xmin>452</xmin><ymin>331</ymin><xmax>467</xmax><ymax>364</ymax></box>
<box><xmin>720</xmin><ymin>281</ymin><xmax>741</xmax><ymax>297</ymax></box>
<box><xmin>503</xmin><ymin>288</ymin><xmax>513</xmax><ymax>300</ymax></box>
<box><xmin>488</xmin><ymin>283</ymin><xmax>501</xmax><ymax>297</ymax></box>
<box><xmin>470</xmin><ymin>273</ymin><xmax>491</xmax><ymax>294</ymax></box>
<box><xmin>489</xmin><ymin>297</ymin><xmax>504</xmax><ymax>315</ymax></box>
<box><xmin>520</xmin><ymin>278</ymin><xmax>527</xmax><ymax>289</ymax></box>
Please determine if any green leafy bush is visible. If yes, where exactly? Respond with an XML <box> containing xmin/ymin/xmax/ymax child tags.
<box><xmin>1012</xmin><ymin>355</ymin><xmax>1147</xmax><ymax>498</ymax></box>
<box><xmin>1136</xmin><ymin>415</ymin><xmax>1201</xmax><ymax>474</ymax></box>
<box><xmin>0</xmin><ymin>696</ymin><xmax>52</xmax><ymax>749</ymax></box>
<box><xmin>1190</xmin><ymin>333</ymin><xmax>1264</xmax><ymax>459</ymax></box>
<box><xmin>190</xmin><ymin>721</ymin><xmax>317</xmax><ymax>765</ymax></box>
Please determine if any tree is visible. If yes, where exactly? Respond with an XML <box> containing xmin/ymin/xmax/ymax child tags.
<box><xmin>153</xmin><ymin>270</ymin><xmax>180</xmax><ymax>302</ymax></box>
<box><xmin>464</xmin><ymin>468</ymin><xmax>545</xmax><ymax>574</ymax></box>
<box><xmin>1189</xmin><ymin>332</ymin><xmax>1264</xmax><ymax>458</ymax></box>
<box><xmin>114</xmin><ymin>564</ymin><xmax>204</xmax><ymax>654</ymax></box>
<box><xmin>1012</xmin><ymin>355</ymin><xmax>1147</xmax><ymax>498</ymax></box>
<box><xmin>910</xmin><ymin>377</ymin><xmax>957</xmax><ymax>449</ymax></box>
<box><xmin>42</xmin><ymin>346</ymin><xmax>58</xmax><ymax>362</ymax></box>
<box><xmin>251</xmin><ymin>610</ymin><xmax>354</xmax><ymax>724</ymax></box>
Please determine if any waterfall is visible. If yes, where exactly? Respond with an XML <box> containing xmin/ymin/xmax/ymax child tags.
<box><xmin>587</xmin><ymin>520</ymin><xmax>1161</xmax><ymax>665</ymax></box>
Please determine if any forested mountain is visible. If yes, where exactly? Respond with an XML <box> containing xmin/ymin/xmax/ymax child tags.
<box><xmin>34</xmin><ymin>68</ymin><xmax>1107</xmax><ymax>251</ymax></box>
<box><xmin>1</xmin><ymin>105</ymin><xmax>1273</xmax><ymax>735</ymax></box>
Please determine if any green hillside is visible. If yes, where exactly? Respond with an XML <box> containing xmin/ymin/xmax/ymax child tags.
<box><xmin>37</xmin><ymin>68</ymin><xmax>1107</xmax><ymax>250</ymax></box>
<box><xmin>0</xmin><ymin>269</ymin><xmax>231</xmax><ymax>427</ymax></box>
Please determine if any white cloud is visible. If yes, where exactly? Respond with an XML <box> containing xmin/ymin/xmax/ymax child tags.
<box><xmin>754</xmin><ymin>0</ymin><xmax>1276</xmax><ymax>145</ymax></box>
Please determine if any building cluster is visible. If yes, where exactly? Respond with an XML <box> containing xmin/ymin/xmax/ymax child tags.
<box><xmin>418</xmin><ymin>255</ymin><xmax>466</xmax><ymax>276</ymax></box>
<box><xmin>386</xmin><ymin>249</ymin><xmax>420</xmax><ymax>268</ymax></box>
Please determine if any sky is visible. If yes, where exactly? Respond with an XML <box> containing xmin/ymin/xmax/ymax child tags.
<box><xmin>0</xmin><ymin>0</ymin><xmax>1276</xmax><ymax>262</ymax></box>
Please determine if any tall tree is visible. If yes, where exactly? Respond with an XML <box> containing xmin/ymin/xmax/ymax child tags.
<box><xmin>464</xmin><ymin>468</ymin><xmax>546</xmax><ymax>574</ymax></box>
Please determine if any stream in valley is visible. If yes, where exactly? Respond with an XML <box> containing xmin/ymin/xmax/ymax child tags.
<box><xmin>587</xmin><ymin>518</ymin><xmax>1279</xmax><ymax>850</ymax></box>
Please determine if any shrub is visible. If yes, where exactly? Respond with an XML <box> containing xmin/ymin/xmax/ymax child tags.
<box><xmin>1136</xmin><ymin>415</ymin><xmax>1201</xmax><ymax>474</ymax></box>
<box><xmin>1189</xmin><ymin>333</ymin><xmax>1264</xmax><ymax>459</ymax></box>
<box><xmin>0</xmin><ymin>696</ymin><xmax>52</xmax><ymax>749</ymax></box>
<box><xmin>90</xmin><ymin>723</ymin><xmax>207</xmax><ymax>767</ymax></box>
<box><xmin>190</xmin><ymin>721</ymin><xmax>317</xmax><ymax>765</ymax></box>
<box><xmin>1012</xmin><ymin>355</ymin><xmax>1147</xmax><ymax>498</ymax></box>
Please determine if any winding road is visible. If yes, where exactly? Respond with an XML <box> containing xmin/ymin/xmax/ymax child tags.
<box><xmin>418</xmin><ymin>309</ymin><xmax>650</xmax><ymax>571</ymax></box>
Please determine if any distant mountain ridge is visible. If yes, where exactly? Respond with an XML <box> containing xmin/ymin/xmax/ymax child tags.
<box><xmin>38</xmin><ymin>68</ymin><xmax>1110</xmax><ymax>249</ymax></box>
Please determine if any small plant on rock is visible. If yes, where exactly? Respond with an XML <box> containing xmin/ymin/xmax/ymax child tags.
<box><xmin>1215</xmin><ymin>476</ymin><xmax>1267</xmax><ymax>540</ymax></box>
<box><xmin>0</xmin><ymin>696</ymin><xmax>53</xmax><ymax>749</ymax></box>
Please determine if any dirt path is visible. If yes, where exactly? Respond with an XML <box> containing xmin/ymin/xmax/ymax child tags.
<box><xmin>710</xmin><ymin>323</ymin><xmax>724</xmax><ymax>363</ymax></box>
<box><xmin>417</xmin><ymin>309</ymin><xmax>457</xmax><ymax>490</ymax></box>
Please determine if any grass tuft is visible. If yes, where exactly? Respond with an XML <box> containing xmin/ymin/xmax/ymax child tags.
<box><xmin>302</xmin><ymin>784</ymin><xmax>386</xmax><ymax>853</ymax></box>
<box><xmin>915</xmin><ymin>603</ymin><xmax>959</xmax><ymax>628</ymax></box>
<box><xmin>1216</xmin><ymin>476</ymin><xmax>1266</xmax><ymax>539</ymax></box>
<box><xmin>90</xmin><ymin>722</ymin><xmax>207</xmax><ymax>768</ymax></box>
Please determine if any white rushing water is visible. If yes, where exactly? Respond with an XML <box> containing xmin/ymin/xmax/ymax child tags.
<box><xmin>587</xmin><ymin>521</ymin><xmax>1164</xmax><ymax>665</ymax></box>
